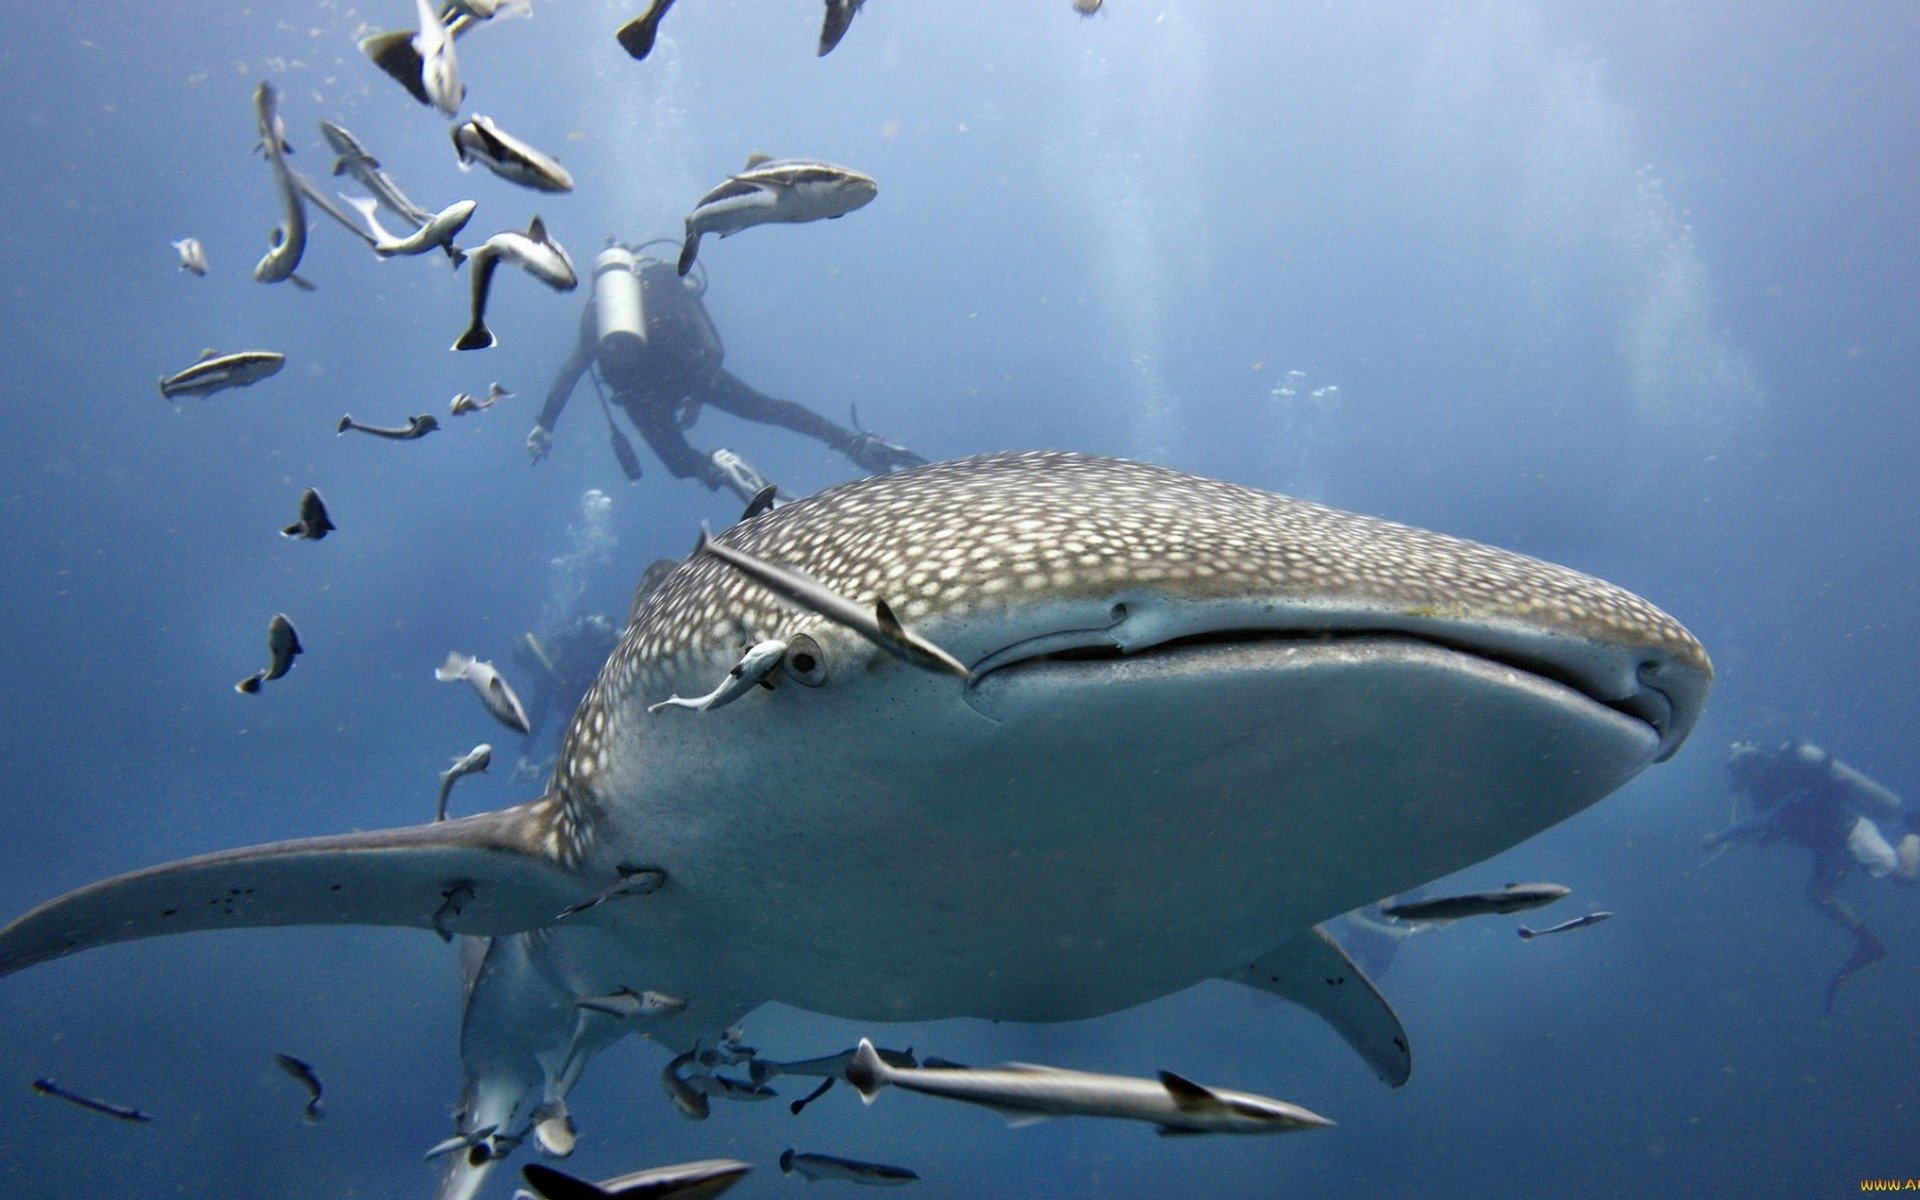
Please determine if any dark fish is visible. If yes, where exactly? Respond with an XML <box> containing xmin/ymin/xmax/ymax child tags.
<box><xmin>1517</xmin><ymin>911</ymin><xmax>1613</xmax><ymax>939</ymax></box>
<box><xmin>30</xmin><ymin>1078</ymin><xmax>151</xmax><ymax>1123</ymax></box>
<box><xmin>272</xmin><ymin>1053</ymin><xmax>325</xmax><ymax>1123</ymax></box>
<box><xmin>1380</xmin><ymin>882</ymin><xmax>1569</xmax><ymax>923</ymax></box>
<box><xmin>522</xmin><ymin>1158</ymin><xmax>750</xmax><ymax>1200</ymax></box>
<box><xmin>337</xmin><ymin>413</ymin><xmax>440</xmax><ymax>440</ymax></box>
<box><xmin>780</xmin><ymin>1149</ymin><xmax>918</xmax><ymax>1186</ymax></box>
<box><xmin>818</xmin><ymin>0</ymin><xmax>866</xmax><ymax>56</ymax></box>
<box><xmin>556</xmin><ymin>866</ymin><xmax>666</xmax><ymax>920</ymax></box>
<box><xmin>236</xmin><ymin>613</ymin><xmax>302</xmax><ymax>695</ymax></box>
<box><xmin>281</xmin><ymin>488</ymin><xmax>335</xmax><ymax>541</ymax></box>
<box><xmin>615</xmin><ymin>0</ymin><xmax>676</xmax><ymax>60</ymax></box>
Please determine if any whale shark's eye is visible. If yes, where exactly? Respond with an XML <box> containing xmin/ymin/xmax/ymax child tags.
<box><xmin>784</xmin><ymin>634</ymin><xmax>829</xmax><ymax>687</ymax></box>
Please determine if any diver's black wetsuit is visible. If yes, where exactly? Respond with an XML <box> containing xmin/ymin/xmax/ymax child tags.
<box><xmin>531</xmin><ymin>255</ymin><xmax>918</xmax><ymax>494</ymax></box>
<box><xmin>1709</xmin><ymin>741</ymin><xmax>1917</xmax><ymax>1009</ymax></box>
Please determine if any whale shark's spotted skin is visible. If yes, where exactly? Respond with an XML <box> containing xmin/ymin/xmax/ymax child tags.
<box><xmin>545</xmin><ymin>451</ymin><xmax>1707</xmax><ymax>865</ymax></box>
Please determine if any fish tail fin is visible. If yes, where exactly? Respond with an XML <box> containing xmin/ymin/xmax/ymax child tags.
<box><xmin>488</xmin><ymin>382</ymin><xmax>511</xmax><ymax>400</ymax></box>
<box><xmin>1517</xmin><ymin>927</ymin><xmax>1536</xmax><ymax>940</ymax></box>
<box><xmin>281</xmin><ymin>522</ymin><xmax>303</xmax><ymax>539</ymax></box>
<box><xmin>779</xmin><ymin>1149</ymin><xmax>796</xmax><ymax>1175</ymax></box>
<box><xmin>435</xmin><ymin>652</ymin><xmax>472</xmax><ymax>682</ymax></box>
<box><xmin>0</xmin><ymin>800</ymin><xmax>592</xmax><ymax>979</ymax></box>
<box><xmin>446</xmin><ymin>242</ymin><xmax>467</xmax><ymax>268</ymax></box>
<box><xmin>336</xmin><ymin>415</ymin><xmax>353</xmax><ymax>434</ymax></box>
<box><xmin>844</xmin><ymin>1037</ymin><xmax>888</xmax><ymax>1101</ymax></box>
<box><xmin>453</xmin><ymin>324</ymin><xmax>495</xmax><ymax>351</ymax></box>
<box><xmin>677</xmin><ymin>228</ymin><xmax>700</xmax><ymax>276</ymax></box>
<box><xmin>748</xmin><ymin>1059</ymin><xmax>774</xmax><ymax>1085</ymax></box>
<box><xmin>519</xmin><ymin>1163</ymin><xmax>612</xmax><ymax>1200</ymax></box>
<box><xmin>235</xmin><ymin>673</ymin><xmax>264</xmax><ymax>695</ymax></box>
<box><xmin>290</xmin><ymin>274</ymin><xmax>317</xmax><ymax>292</ymax></box>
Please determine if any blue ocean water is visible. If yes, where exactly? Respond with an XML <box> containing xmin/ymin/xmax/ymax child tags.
<box><xmin>1</xmin><ymin>2</ymin><xmax>1915</xmax><ymax>1197</ymax></box>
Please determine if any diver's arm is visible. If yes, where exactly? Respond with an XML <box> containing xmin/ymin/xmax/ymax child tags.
<box><xmin>535</xmin><ymin>314</ymin><xmax>598</xmax><ymax>435</ymax></box>
<box><xmin>1703</xmin><ymin>807</ymin><xmax>1783</xmax><ymax>849</ymax></box>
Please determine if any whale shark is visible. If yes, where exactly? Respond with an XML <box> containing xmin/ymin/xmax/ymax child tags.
<box><xmin>0</xmin><ymin>451</ymin><xmax>1710</xmax><ymax>1195</ymax></box>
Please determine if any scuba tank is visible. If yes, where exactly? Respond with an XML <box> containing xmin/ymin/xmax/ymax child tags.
<box><xmin>592</xmin><ymin>244</ymin><xmax>648</xmax><ymax>377</ymax></box>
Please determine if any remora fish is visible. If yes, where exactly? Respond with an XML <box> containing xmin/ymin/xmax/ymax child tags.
<box><xmin>172</xmin><ymin>237</ymin><xmax>207</xmax><ymax>275</ymax></box>
<box><xmin>235</xmin><ymin>613</ymin><xmax>301</xmax><ymax>695</ymax></box>
<box><xmin>337</xmin><ymin>413</ymin><xmax>440</xmax><ymax>440</ymax></box>
<box><xmin>678</xmin><ymin>155</ymin><xmax>877</xmax><ymax>276</ymax></box>
<box><xmin>436</xmin><ymin>652</ymin><xmax>532</xmax><ymax>734</ymax></box>
<box><xmin>615</xmin><ymin>0</ymin><xmax>676</xmax><ymax>61</ymax></box>
<box><xmin>818</xmin><ymin>0</ymin><xmax>866</xmax><ymax>56</ymax></box>
<box><xmin>157</xmin><ymin>348</ymin><xmax>285</xmax><ymax>401</ymax></box>
<box><xmin>281</xmin><ymin>488</ymin><xmax>335</xmax><ymax>541</ymax></box>
<box><xmin>1380</xmin><ymin>882</ymin><xmax>1570</xmax><ymax>923</ymax></box>
<box><xmin>343</xmin><ymin>194</ymin><xmax>475</xmax><ymax>261</ymax></box>
<box><xmin>414</xmin><ymin>0</ymin><xmax>464</xmax><ymax>117</ymax></box>
<box><xmin>454</xmin><ymin>216</ymin><xmax>578</xmax><ymax>350</ymax></box>
<box><xmin>0</xmin><ymin>452</ymin><xmax>1712</xmax><ymax>1196</ymax></box>
<box><xmin>647</xmin><ymin>639</ymin><xmax>788</xmax><ymax>713</ymax></box>
<box><xmin>1518</xmin><ymin>911</ymin><xmax>1614</xmax><ymax>940</ymax></box>
<box><xmin>289</xmin><ymin>171</ymin><xmax>380</xmax><ymax>250</ymax></box>
<box><xmin>250</xmin><ymin>82</ymin><xmax>313</xmax><ymax>290</ymax></box>
<box><xmin>437</xmin><ymin>743</ymin><xmax>494</xmax><ymax>822</ymax></box>
<box><xmin>750</xmin><ymin>1044</ymin><xmax>915</xmax><ymax>1085</ymax></box>
<box><xmin>452</xmin><ymin>116</ymin><xmax>574</xmax><ymax>193</ymax></box>
<box><xmin>450</xmin><ymin>382</ymin><xmax>511</xmax><ymax>415</ymax></box>
<box><xmin>780</xmin><ymin>1149</ymin><xmax>917</xmax><ymax>1186</ymax></box>
<box><xmin>844</xmin><ymin>1038</ymin><xmax>1332</xmax><ymax>1135</ymax></box>
<box><xmin>272</xmin><ymin>1053</ymin><xmax>325</xmax><ymax>1123</ymax></box>
<box><xmin>30</xmin><ymin>1078</ymin><xmax>151</xmax><ymax>1123</ymax></box>
<box><xmin>518</xmin><ymin>1159</ymin><xmax>751</xmax><ymax>1200</ymax></box>
<box><xmin>575</xmin><ymin>987</ymin><xmax>687</xmax><ymax>1021</ymax></box>
<box><xmin>319</xmin><ymin>120</ymin><xmax>433</xmax><ymax>228</ymax></box>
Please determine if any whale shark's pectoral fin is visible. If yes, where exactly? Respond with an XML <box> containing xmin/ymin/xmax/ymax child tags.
<box><xmin>1219</xmin><ymin>924</ymin><xmax>1412</xmax><ymax>1088</ymax></box>
<box><xmin>0</xmin><ymin>801</ymin><xmax>587</xmax><ymax>977</ymax></box>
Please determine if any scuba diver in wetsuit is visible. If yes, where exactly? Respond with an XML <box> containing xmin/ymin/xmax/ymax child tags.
<box><xmin>1705</xmin><ymin>739</ymin><xmax>1919</xmax><ymax>1010</ymax></box>
<box><xmin>527</xmin><ymin>240</ymin><xmax>924</xmax><ymax>501</ymax></box>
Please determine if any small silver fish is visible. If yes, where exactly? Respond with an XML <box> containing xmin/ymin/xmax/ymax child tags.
<box><xmin>452</xmin><ymin>115</ymin><xmax>574</xmax><ymax>193</ymax></box>
<box><xmin>158</xmin><ymin>348</ymin><xmax>285</xmax><ymax>401</ymax></box>
<box><xmin>1380</xmin><ymin>882</ymin><xmax>1570</xmax><ymax>923</ymax></box>
<box><xmin>280</xmin><ymin>488</ymin><xmax>335</xmax><ymax>541</ymax></box>
<box><xmin>844</xmin><ymin>1038</ymin><xmax>1333</xmax><ymax>1135</ymax></box>
<box><xmin>342</xmin><ymin>194</ymin><xmax>475</xmax><ymax>261</ymax></box>
<box><xmin>413</xmin><ymin>0</ymin><xmax>464</xmax><ymax>116</ymax></box>
<box><xmin>689</xmin><ymin>1074</ymin><xmax>775</xmax><ymax>1103</ymax></box>
<box><xmin>750</xmin><ymin>1044</ymin><xmax>915</xmax><ymax>1085</ymax></box>
<box><xmin>518</xmin><ymin>1158</ymin><xmax>752</xmax><ymax>1200</ymax></box>
<box><xmin>454</xmin><ymin>216</ymin><xmax>578</xmax><ymax>351</ymax></box>
<box><xmin>272</xmin><ymin>1053</ymin><xmax>325</xmax><ymax>1124</ymax></box>
<box><xmin>319</xmin><ymin>120</ymin><xmax>433</xmax><ymax>229</ymax></box>
<box><xmin>337</xmin><ymin>413</ymin><xmax>440</xmax><ymax>440</ymax></box>
<box><xmin>436</xmin><ymin>743</ymin><xmax>492</xmax><ymax>822</ymax></box>
<box><xmin>1518</xmin><ymin>911</ymin><xmax>1614</xmax><ymax>940</ymax></box>
<box><xmin>678</xmin><ymin>155</ymin><xmax>877</xmax><ymax>276</ymax></box>
<box><xmin>172</xmin><ymin>237</ymin><xmax>208</xmax><ymax>275</ymax></box>
<box><xmin>780</xmin><ymin>1149</ymin><xmax>918</xmax><ymax>1186</ymax></box>
<box><xmin>236</xmin><ymin>614</ymin><xmax>302</xmax><ymax>696</ymax></box>
<box><xmin>435</xmin><ymin>652</ymin><xmax>531</xmax><ymax>734</ymax></box>
<box><xmin>450</xmin><ymin>382</ymin><xmax>511</xmax><ymax>415</ymax></box>
<box><xmin>251</xmin><ymin>82</ymin><xmax>313</xmax><ymax>290</ymax></box>
<box><xmin>648</xmin><ymin>639</ymin><xmax>787</xmax><ymax>713</ymax></box>
<box><xmin>662</xmin><ymin>1049</ymin><xmax>710</xmax><ymax>1121</ymax></box>
<box><xmin>575</xmin><ymin>987</ymin><xmax>687</xmax><ymax>1021</ymax></box>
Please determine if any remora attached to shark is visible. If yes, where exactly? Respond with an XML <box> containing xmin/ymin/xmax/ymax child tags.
<box><xmin>0</xmin><ymin>452</ymin><xmax>1710</xmax><ymax>1193</ymax></box>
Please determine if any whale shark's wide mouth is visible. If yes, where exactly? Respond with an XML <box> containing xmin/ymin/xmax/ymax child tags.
<box><xmin>965</xmin><ymin>602</ymin><xmax>1704</xmax><ymax>760</ymax></box>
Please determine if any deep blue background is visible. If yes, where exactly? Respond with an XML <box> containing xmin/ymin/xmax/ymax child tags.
<box><xmin>0</xmin><ymin>2</ymin><xmax>1915</xmax><ymax>1197</ymax></box>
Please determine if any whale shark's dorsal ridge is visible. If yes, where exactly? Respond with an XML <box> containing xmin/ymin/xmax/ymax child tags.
<box><xmin>0</xmin><ymin>451</ymin><xmax>1710</xmax><ymax>1196</ymax></box>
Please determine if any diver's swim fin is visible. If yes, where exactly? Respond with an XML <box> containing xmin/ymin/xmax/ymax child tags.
<box><xmin>1824</xmin><ymin>931</ymin><xmax>1887</xmax><ymax>1013</ymax></box>
<box><xmin>0</xmin><ymin>801</ymin><xmax>587</xmax><ymax>977</ymax></box>
<box><xmin>1219</xmin><ymin>924</ymin><xmax>1413</xmax><ymax>1088</ymax></box>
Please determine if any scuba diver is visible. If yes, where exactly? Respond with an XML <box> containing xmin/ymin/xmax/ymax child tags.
<box><xmin>527</xmin><ymin>240</ymin><xmax>925</xmax><ymax>502</ymax></box>
<box><xmin>1705</xmin><ymin>739</ymin><xmax>1919</xmax><ymax>1010</ymax></box>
